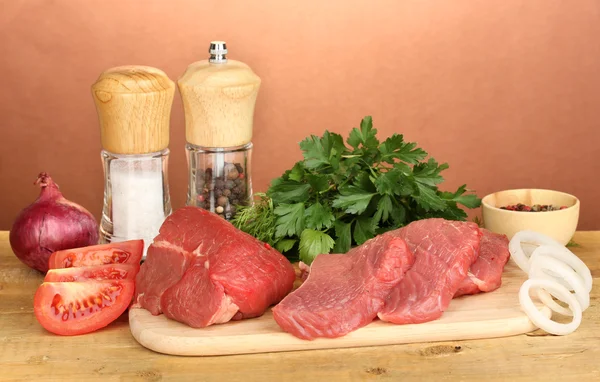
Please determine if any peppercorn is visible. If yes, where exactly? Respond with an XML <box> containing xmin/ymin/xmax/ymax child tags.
<box><xmin>225</xmin><ymin>180</ymin><xmax>235</xmax><ymax>189</ymax></box>
<box><xmin>217</xmin><ymin>196</ymin><xmax>229</xmax><ymax>207</ymax></box>
<box><xmin>500</xmin><ymin>203</ymin><xmax>564</xmax><ymax>212</ymax></box>
<box><xmin>227</xmin><ymin>168</ymin><xmax>239</xmax><ymax>180</ymax></box>
<box><xmin>216</xmin><ymin>206</ymin><xmax>224</xmax><ymax>214</ymax></box>
<box><xmin>223</xmin><ymin>189</ymin><xmax>232</xmax><ymax>197</ymax></box>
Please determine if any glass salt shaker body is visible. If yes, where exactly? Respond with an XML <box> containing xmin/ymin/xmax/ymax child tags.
<box><xmin>179</xmin><ymin>41</ymin><xmax>261</xmax><ymax>220</ymax></box>
<box><xmin>92</xmin><ymin>66</ymin><xmax>175</xmax><ymax>259</ymax></box>
<box><xmin>99</xmin><ymin>149</ymin><xmax>172</xmax><ymax>255</ymax></box>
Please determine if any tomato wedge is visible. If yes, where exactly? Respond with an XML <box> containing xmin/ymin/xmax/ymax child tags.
<box><xmin>34</xmin><ymin>280</ymin><xmax>134</xmax><ymax>336</ymax></box>
<box><xmin>48</xmin><ymin>240</ymin><xmax>144</xmax><ymax>269</ymax></box>
<box><xmin>44</xmin><ymin>264</ymin><xmax>138</xmax><ymax>282</ymax></box>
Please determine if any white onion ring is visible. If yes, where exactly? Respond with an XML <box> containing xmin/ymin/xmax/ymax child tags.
<box><xmin>519</xmin><ymin>278</ymin><xmax>582</xmax><ymax>335</ymax></box>
<box><xmin>530</xmin><ymin>253</ymin><xmax>590</xmax><ymax>315</ymax></box>
<box><xmin>529</xmin><ymin>245</ymin><xmax>592</xmax><ymax>293</ymax></box>
<box><xmin>509</xmin><ymin>231</ymin><xmax>565</xmax><ymax>273</ymax></box>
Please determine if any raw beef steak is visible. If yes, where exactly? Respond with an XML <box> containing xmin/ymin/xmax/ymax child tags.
<box><xmin>133</xmin><ymin>207</ymin><xmax>296</xmax><ymax>327</ymax></box>
<box><xmin>454</xmin><ymin>229</ymin><xmax>510</xmax><ymax>297</ymax></box>
<box><xmin>377</xmin><ymin>219</ymin><xmax>481</xmax><ymax>324</ymax></box>
<box><xmin>272</xmin><ymin>234</ymin><xmax>415</xmax><ymax>340</ymax></box>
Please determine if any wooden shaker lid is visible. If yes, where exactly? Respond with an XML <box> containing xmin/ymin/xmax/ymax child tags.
<box><xmin>92</xmin><ymin>65</ymin><xmax>175</xmax><ymax>154</ymax></box>
<box><xmin>178</xmin><ymin>58</ymin><xmax>261</xmax><ymax>148</ymax></box>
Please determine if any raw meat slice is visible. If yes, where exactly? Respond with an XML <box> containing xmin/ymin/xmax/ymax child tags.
<box><xmin>454</xmin><ymin>229</ymin><xmax>510</xmax><ymax>297</ymax></box>
<box><xmin>133</xmin><ymin>243</ymin><xmax>190</xmax><ymax>315</ymax></box>
<box><xmin>272</xmin><ymin>235</ymin><xmax>415</xmax><ymax>340</ymax></box>
<box><xmin>377</xmin><ymin>219</ymin><xmax>481</xmax><ymax>324</ymax></box>
<box><xmin>133</xmin><ymin>207</ymin><xmax>296</xmax><ymax>327</ymax></box>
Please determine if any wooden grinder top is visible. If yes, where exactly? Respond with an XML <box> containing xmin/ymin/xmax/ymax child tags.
<box><xmin>178</xmin><ymin>46</ymin><xmax>261</xmax><ymax>148</ymax></box>
<box><xmin>92</xmin><ymin>65</ymin><xmax>175</xmax><ymax>155</ymax></box>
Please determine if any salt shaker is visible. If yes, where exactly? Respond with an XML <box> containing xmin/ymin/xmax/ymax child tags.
<box><xmin>92</xmin><ymin>66</ymin><xmax>175</xmax><ymax>259</ymax></box>
<box><xmin>178</xmin><ymin>41</ymin><xmax>261</xmax><ymax>220</ymax></box>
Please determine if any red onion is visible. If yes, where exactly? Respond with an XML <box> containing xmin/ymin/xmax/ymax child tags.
<box><xmin>9</xmin><ymin>173</ymin><xmax>99</xmax><ymax>273</ymax></box>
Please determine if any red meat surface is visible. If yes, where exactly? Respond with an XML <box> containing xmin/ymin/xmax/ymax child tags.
<box><xmin>272</xmin><ymin>234</ymin><xmax>415</xmax><ymax>340</ymax></box>
<box><xmin>454</xmin><ymin>229</ymin><xmax>510</xmax><ymax>297</ymax></box>
<box><xmin>133</xmin><ymin>207</ymin><xmax>296</xmax><ymax>327</ymax></box>
<box><xmin>377</xmin><ymin>219</ymin><xmax>482</xmax><ymax>324</ymax></box>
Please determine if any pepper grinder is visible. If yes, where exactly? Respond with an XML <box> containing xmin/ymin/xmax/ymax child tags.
<box><xmin>92</xmin><ymin>66</ymin><xmax>175</xmax><ymax>259</ymax></box>
<box><xmin>178</xmin><ymin>41</ymin><xmax>261</xmax><ymax>220</ymax></box>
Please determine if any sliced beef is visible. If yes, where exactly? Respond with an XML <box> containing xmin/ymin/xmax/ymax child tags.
<box><xmin>272</xmin><ymin>235</ymin><xmax>415</xmax><ymax>340</ymax></box>
<box><xmin>377</xmin><ymin>219</ymin><xmax>481</xmax><ymax>324</ymax></box>
<box><xmin>454</xmin><ymin>229</ymin><xmax>510</xmax><ymax>297</ymax></box>
<box><xmin>134</xmin><ymin>207</ymin><xmax>296</xmax><ymax>327</ymax></box>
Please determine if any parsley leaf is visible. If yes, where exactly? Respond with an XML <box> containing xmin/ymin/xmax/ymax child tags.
<box><xmin>333</xmin><ymin>221</ymin><xmax>352</xmax><ymax>253</ymax></box>
<box><xmin>374</xmin><ymin>194</ymin><xmax>394</xmax><ymax>223</ymax></box>
<box><xmin>353</xmin><ymin>216</ymin><xmax>377</xmax><ymax>245</ymax></box>
<box><xmin>332</xmin><ymin>186</ymin><xmax>376</xmax><ymax>214</ymax></box>
<box><xmin>275</xmin><ymin>239</ymin><xmax>297</xmax><ymax>253</ymax></box>
<box><xmin>299</xmin><ymin>229</ymin><xmax>335</xmax><ymax>264</ymax></box>
<box><xmin>413</xmin><ymin>159</ymin><xmax>448</xmax><ymax>187</ymax></box>
<box><xmin>353</xmin><ymin>172</ymin><xmax>377</xmax><ymax>193</ymax></box>
<box><xmin>300</xmin><ymin>131</ymin><xmax>347</xmax><ymax>170</ymax></box>
<box><xmin>373</xmin><ymin>169</ymin><xmax>402</xmax><ymax>195</ymax></box>
<box><xmin>440</xmin><ymin>184</ymin><xmax>482</xmax><ymax>209</ymax></box>
<box><xmin>453</xmin><ymin>194</ymin><xmax>481</xmax><ymax>209</ymax></box>
<box><xmin>268</xmin><ymin>181</ymin><xmax>311</xmax><ymax>204</ymax></box>
<box><xmin>307</xmin><ymin>174</ymin><xmax>330</xmax><ymax>193</ymax></box>
<box><xmin>414</xmin><ymin>183</ymin><xmax>447</xmax><ymax>211</ymax></box>
<box><xmin>299</xmin><ymin>135</ymin><xmax>330</xmax><ymax>169</ymax></box>
<box><xmin>305</xmin><ymin>202</ymin><xmax>335</xmax><ymax>230</ymax></box>
<box><xmin>390</xmin><ymin>202</ymin><xmax>407</xmax><ymax>225</ymax></box>
<box><xmin>347</xmin><ymin>116</ymin><xmax>379</xmax><ymax>149</ymax></box>
<box><xmin>380</xmin><ymin>134</ymin><xmax>427</xmax><ymax>164</ymax></box>
<box><xmin>274</xmin><ymin>203</ymin><xmax>305</xmax><ymax>238</ymax></box>
<box><xmin>288</xmin><ymin>162</ymin><xmax>305</xmax><ymax>182</ymax></box>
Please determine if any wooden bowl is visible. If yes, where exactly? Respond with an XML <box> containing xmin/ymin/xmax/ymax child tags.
<box><xmin>481</xmin><ymin>189</ymin><xmax>580</xmax><ymax>245</ymax></box>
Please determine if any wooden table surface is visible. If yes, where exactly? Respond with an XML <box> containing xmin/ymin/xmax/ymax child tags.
<box><xmin>1</xmin><ymin>231</ymin><xmax>598</xmax><ymax>382</ymax></box>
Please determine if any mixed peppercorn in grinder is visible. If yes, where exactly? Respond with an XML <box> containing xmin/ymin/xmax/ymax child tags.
<box><xmin>92</xmin><ymin>66</ymin><xmax>175</xmax><ymax>259</ymax></box>
<box><xmin>178</xmin><ymin>41</ymin><xmax>261</xmax><ymax>219</ymax></box>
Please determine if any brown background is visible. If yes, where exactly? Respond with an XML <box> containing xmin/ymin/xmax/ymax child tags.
<box><xmin>1</xmin><ymin>0</ymin><xmax>599</xmax><ymax>230</ymax></box>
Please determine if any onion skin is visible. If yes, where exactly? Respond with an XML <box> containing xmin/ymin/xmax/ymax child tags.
<box><xmin>9</xmin><ymin>173</ymin><xmax>99</xmax><ymax>273</ymax></box>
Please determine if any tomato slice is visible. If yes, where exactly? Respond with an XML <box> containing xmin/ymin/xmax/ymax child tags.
<box><xmin>44</xmin><ymin>264</ymin><xmax>138</xmax><ymax>282</ymax></box>
<box><xmin>34</xmin><ymin>280</ymin><xmax>134</xmax><ymax>336</ymax></box>
<box><xmin>48</xmin><ymin>240</ymin><xmax>144</xmax><ymax>269</ymax></box>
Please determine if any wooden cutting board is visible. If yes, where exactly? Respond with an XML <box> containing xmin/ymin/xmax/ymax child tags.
<box><xmin>129</xmin><ymin>262</ymin><xmax>550</xmax><ymax>356</ymax></box>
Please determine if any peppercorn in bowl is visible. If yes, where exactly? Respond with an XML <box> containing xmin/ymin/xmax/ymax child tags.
<box><xmin>481</xmin><ymin>189</ymin><xmax>580</xmax><ymax>245</ymax></box>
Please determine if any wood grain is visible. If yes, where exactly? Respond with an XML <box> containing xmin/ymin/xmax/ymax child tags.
<box><xmin>178</xmin><ymin>59</ymin><xmax>261</xmax><ymax>148</ymax></box>
<box><xmin>92</xmin><ymin>65</ymin><xmax>175</xmax><ymax>154</ymax></box>
<box><xmin>0</xmin><ymin>231</ymin><xmax>598</xmax><ymax>381</ymax></box>
<box><xmin>129</xmin><ymin>261</ymin><xmax>549</xmax><ymax>356</ymax></box>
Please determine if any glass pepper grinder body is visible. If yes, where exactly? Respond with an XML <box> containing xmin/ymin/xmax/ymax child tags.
<box><xmin>179</xmin><ymin>41</ymin><xmax>261</xmax><ymax>219</ymax></box>
<box><xmin>92</xmin><ymin>66</ymin><xmax>175</xmax><ymax>259</ymax></box>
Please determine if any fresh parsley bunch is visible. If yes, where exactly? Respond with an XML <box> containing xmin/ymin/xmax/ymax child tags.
<box><xmin>232</xmin><ymin>116</ymin><xmax>481</xmax><ymax>264</ymax></box>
